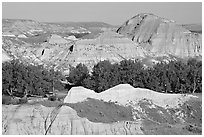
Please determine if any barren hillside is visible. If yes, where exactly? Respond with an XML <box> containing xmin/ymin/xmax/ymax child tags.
<box><xmin>117</xmin><ymin>13</ymin><xmax>202</xmax><ymax>58</ymax></box>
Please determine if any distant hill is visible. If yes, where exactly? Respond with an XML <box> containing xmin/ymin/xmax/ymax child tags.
<box><xmin>2</xmin><ymin>19</ymin><xmax>115</xmax><ymax>40</ymax></box>
<box><xmin>2</xmin><ymin>14</ymin><xmax>202</xmax><ymax>74</ymax></box>
<box><xmin>51</xmin><ymin>21</ymin><xmax>115</xmax><ymax>28</ymax></box>
<box><xmin>182</xmin><ymin>24</ymin><xmax>202</xmax><ymax>33</ymax></box>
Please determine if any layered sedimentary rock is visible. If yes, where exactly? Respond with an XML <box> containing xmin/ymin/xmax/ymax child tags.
<box><xmin>66</xmin><ymin>31</ymin><xmax>146</xmax><ymax>70</ymax></box>
<box><xmin>2</xmin><ymin>34</ymin><xmax>74</xmax><ymax>72</ymax></box>
<box><xmin>2</xmin><ymin>32</ymin><xmax>146</xmax><ymax>73</ymax></box>
<box><xmin>33</xmin><ymin>34</ymin><xmax>75</xmax><ymax>71</ymax></box>
<box><xmin>117</xmin><ymin>13</ymin><xmax>202</xmax><ymax>58</ymax></box>
<box><xmin>2</xmin><ymin>14</ymin><xmax>202</xmax><ymax>74</ymax></box>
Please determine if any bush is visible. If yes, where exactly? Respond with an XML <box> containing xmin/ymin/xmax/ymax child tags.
<box><xmin>48</xmin><ymin>95</ymin><xmax>57</xmax><ymax>101</ymax></box>
<box><xmin>9</xmin><ymin>98</ymin><xmax>20</xmax><ymax>105</ymax></box>
<box><xmin>19</xmin><ymin>97</ymin><xmax>28</xmax><ymax>104</ymax></box>
<box><xmin>2</xmin><ymin>95</ymin><xmax>12</xmax><ymax>105</ymax></box>
<box><xmin>2</xmin><ymin>95</ymin><xmax>29</xmax><ymax>105</ymax></box>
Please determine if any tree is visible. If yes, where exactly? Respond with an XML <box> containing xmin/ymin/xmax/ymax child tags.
<box><xmin>2</xmin><ymin>59</ymin><xmax>66</xmax><ymax>97</ymax></box>
<box><xmin>92</xmin><ymin>60</ymin><xmax>113</xmax><ymax>92</ymax></box>
<box><xmin>187</xmin><ymin>59</ymin><xmax>202</xmax><ymax>93</ymax></box>
<box><xmin>66</xmin><ymin>63</ymin><xmax>90</xmax><ymax>86</ymax></box>
<box><xmin>2</xmin><ymin>61</ymin><xmax>14</xmax><ymax>95</ymax></box>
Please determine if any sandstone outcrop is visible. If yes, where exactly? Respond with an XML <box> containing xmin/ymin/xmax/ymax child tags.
<box><xmin>117</xmin><ymin>13</ymin><xmax>202</xmax><ymax>58</ymax></box>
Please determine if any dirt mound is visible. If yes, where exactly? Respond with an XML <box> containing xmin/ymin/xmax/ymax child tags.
<box><xmin>117</xmin><ymin>13</ymin><xmax>202</xmax><ymax>58</ymax></box>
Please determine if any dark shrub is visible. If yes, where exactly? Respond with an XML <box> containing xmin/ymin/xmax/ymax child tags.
<box><xmin>19</xmin><ymin>97</ymin><xmax>28</xmax><ymax>104</ymax></box>
<box><xmin>48</xmin><ymin>95</ymin><xmax>57</xmax><ymax>101</ymax></box>
<box><xmin>9</xmin><ymin>98</ymin><xmax>20</xmax><ymax>105</ymax></box>
<box><xmin>2</xmin><ymin>95</ymin><xmax>12</xmax><ymax>105</ymax></box>
<box><xmin>67</xmin><ymin>63</ymin><xmax>89</xmax><ymax>86</ymax></box>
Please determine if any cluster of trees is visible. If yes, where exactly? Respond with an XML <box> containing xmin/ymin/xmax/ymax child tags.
<box><xmin>67</xmin><ymin>59</ymin><xmax>202</xmax><ymax>94</ymax></box>
<box><xmin>2</xmin><ymin>58</ymin><xmax>202</xmax><ymax>98</ymax></box>
<box><xmin>2</xmin><ymin>60</ymin><xmax>65</xmax><ymax>97</ymax></box>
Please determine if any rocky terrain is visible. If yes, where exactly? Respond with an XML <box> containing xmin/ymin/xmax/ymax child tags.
<box><xmin>2</xmin><ymin>14</ymin><xmax>202</xmax><ymax>135</ymax></box>
<box><xmin>2</xmin><ymin>13</ymin><xmax>202</xmax><ymax>73</ymax></box>
<box><xmin>2</xmin><ymin>84</ymin><xmax>202</xmax><ymax>135</ymax></box>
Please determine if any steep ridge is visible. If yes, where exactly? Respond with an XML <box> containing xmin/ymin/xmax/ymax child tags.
<box><xmin>117</xmin><ymin>13</ymin><xmax>202</xmax><ymax>58</ymax></box>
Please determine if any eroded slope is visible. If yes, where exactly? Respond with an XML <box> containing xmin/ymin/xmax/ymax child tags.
<box><xmin>117</xmin><ymin>13</ymin><xmax>202</xmax><ymax>58</ymax></box>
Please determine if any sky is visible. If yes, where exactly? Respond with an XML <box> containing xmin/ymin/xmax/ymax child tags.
<box><xmin>2</xmin><ymin>2</ymin><xmax>202</xmax><ymax>25</ymax></box>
